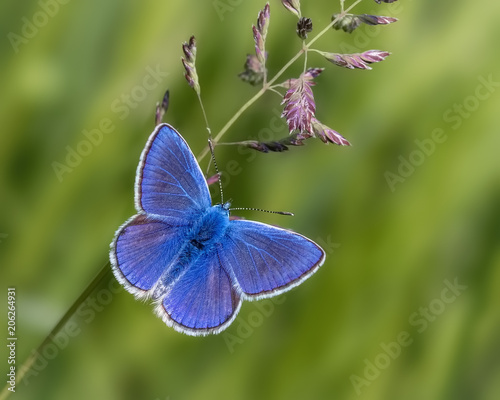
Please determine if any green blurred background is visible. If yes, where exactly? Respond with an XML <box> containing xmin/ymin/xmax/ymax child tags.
<box><xmin>1</xmin><ymin>0</ymin><xmax>499</xmax><ymax>399</ymax></box>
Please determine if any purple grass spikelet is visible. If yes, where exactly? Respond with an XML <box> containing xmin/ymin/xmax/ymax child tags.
<box><xmin>154</xmin><ymin>89</ymin><xmax>170</xmax><ymax>126</ymax></box>
<box><xmin>332</xmin><ymin>14</ymin><xmax>360</xmax><ymax>33</ymax></box>
<box><xmin>281</xmin><ymin>72</ymin><xmax>317</xmax><ymax>134</ymax></box>
<box><xmin>253</xmin><ymin>26</ymin><xmax>266</xmax><ymax>66</ymax></box>
<box><xmin>358</xmin><ymin>14</ymin><xmax>398</xmax><ymax>26</ymax></box>
<box><xmin>311</xmin><ymin>118</ymin><xmax>351</xmax><ymax>146</ymax></box>
<box><xmin>296</xmin><ymin>17</ymin><xmax>313</xmax><ymax>39</ymax></box>
<box><xmin>238</xmin><ymin>54</ymin><xmax>266</xmax><ymax>85</ymax></box>
<box><xmin>257</xmin><ymin>3</ymin><xmax>270</xmax><ymax>40</ymax></box>
<box><xmin>332</xmin><ymin>13</ymin><xmax>397</xmax><ymax>33</ymax></box>
<box><xmin>240</xmin><ymin>132</ymin><xmax>310</xmax><ymax>153</ymax></box>
<box><xmin>321</xmin><ymin>50</ymin><xmax>391</xmax><ymax>70</ymax></box>
<box><xmin>281</xmin><ymin>0</ymin><xmax>301</xmax><ymax>18</ymax></box>
<box><xmin>239</xmin><ymin>4</ymin><xmax>271</xmax><ymax>85</ymax></box>
<box><xmin>281</xmin><ymin>68</ymin><xmax>324</xmax><ymax>89</ymax></box>
<box><xmin>303</xmin><ymin>67</ymin><xmax>324</xmax><ymax>80</ymax></box>
<box><xmin>253</xmin><ymin>3</ymin><xmax>270</xmax><ymax>65</ymax></box>
<box><xmin>181</xmin><ymin>36</ymin><xmax>200</xmax><ymax>95</ymax></box>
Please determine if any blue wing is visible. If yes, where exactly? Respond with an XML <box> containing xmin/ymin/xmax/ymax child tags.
<box><xmin>110</xmin><ymin>214</ymin><xmax>185</xmax><ymax>299</ymax></box>
<box><xmin>218</xmin><ymin>220</ymin><xmax>326</xmax><ymax>299</ymax></box>
<box><xmin>155</xmin><ymin>250</ymin><xmax>242</xmax><ymax>336</ymax></box>
<box><xmin>135</xmin><ymin>123</ymin><xmax>211</xmax><ymax>224</ymax></box>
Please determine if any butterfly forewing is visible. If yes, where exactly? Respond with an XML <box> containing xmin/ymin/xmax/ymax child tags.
<box><xmin>136</xmin><ymin>124</ymin><xmax>212</xmax><ymax>223</ymax></box>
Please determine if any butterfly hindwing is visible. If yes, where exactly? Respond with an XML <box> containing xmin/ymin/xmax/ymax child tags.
<box><xmin>136</xmin><ymin>123</ymin><xmax>211</xmax><ymax>224</ymax></box>
<box><xmin>219</xmin><ymin>220</ymin><xmax>326</xmax><ymax>299</ymax></box>
<box><xmin>155</xmin><ymin>249</ymin><xmax>242</xmax><ymax>336</ymax></box>
<box><xmin>111</xmin><ymin>214</ymin><xmax>185</xmax><ymax>298</ymax></box>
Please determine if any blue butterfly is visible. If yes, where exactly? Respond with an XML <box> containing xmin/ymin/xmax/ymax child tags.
<box><xmin>110</xmin><ymin>124</ymin><xmax>325</xmax><ymax>336</ymax></box>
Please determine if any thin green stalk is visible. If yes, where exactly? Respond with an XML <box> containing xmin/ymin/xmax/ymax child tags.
<box><xmin>197</xmin><ymin>86</ymin><xmax>266</xmax><ymax>162</ymax></box>
<box><xmin>0</xmin><ymin>263</ymin><xmax>113</xmax><ymax>400</ymax></box>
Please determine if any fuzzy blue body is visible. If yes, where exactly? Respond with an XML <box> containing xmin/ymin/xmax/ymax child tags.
<box><xmin>159</xmin><ymin>204</ymin><xmax>230</xmax><ymax>292</ymax></box>
<box><xmin>185</xmin><ymin>204</ymin><xmax>229</xmax><ymax>253</ymax></box>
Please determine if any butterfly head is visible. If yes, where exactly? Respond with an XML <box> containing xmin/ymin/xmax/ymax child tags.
<box><xmin>212</xmin><ymin>202</ymin><xmax>231</xmax><ymax>219</ymax></box>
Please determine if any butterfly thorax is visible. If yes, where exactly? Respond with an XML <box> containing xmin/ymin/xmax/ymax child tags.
<box><xmin>186</xmin><ymin>204</ymin><xmax>230</xmax><ymax>251</ymax></box>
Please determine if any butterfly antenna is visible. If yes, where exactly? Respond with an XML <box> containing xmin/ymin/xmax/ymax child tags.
<box><xmin>229</xmin><ymin>207</ymin><xmax>294</xmax><ymax>216</ymax></box>
<box><xmin>208</xmin><ymin>139</ymin><xmax>224</xmax><ymax>203</ymax></box>
<box><xmin>196</xmin><ymin>92</ymin><xmax>225</xmax><ymax>203</ymax></box>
